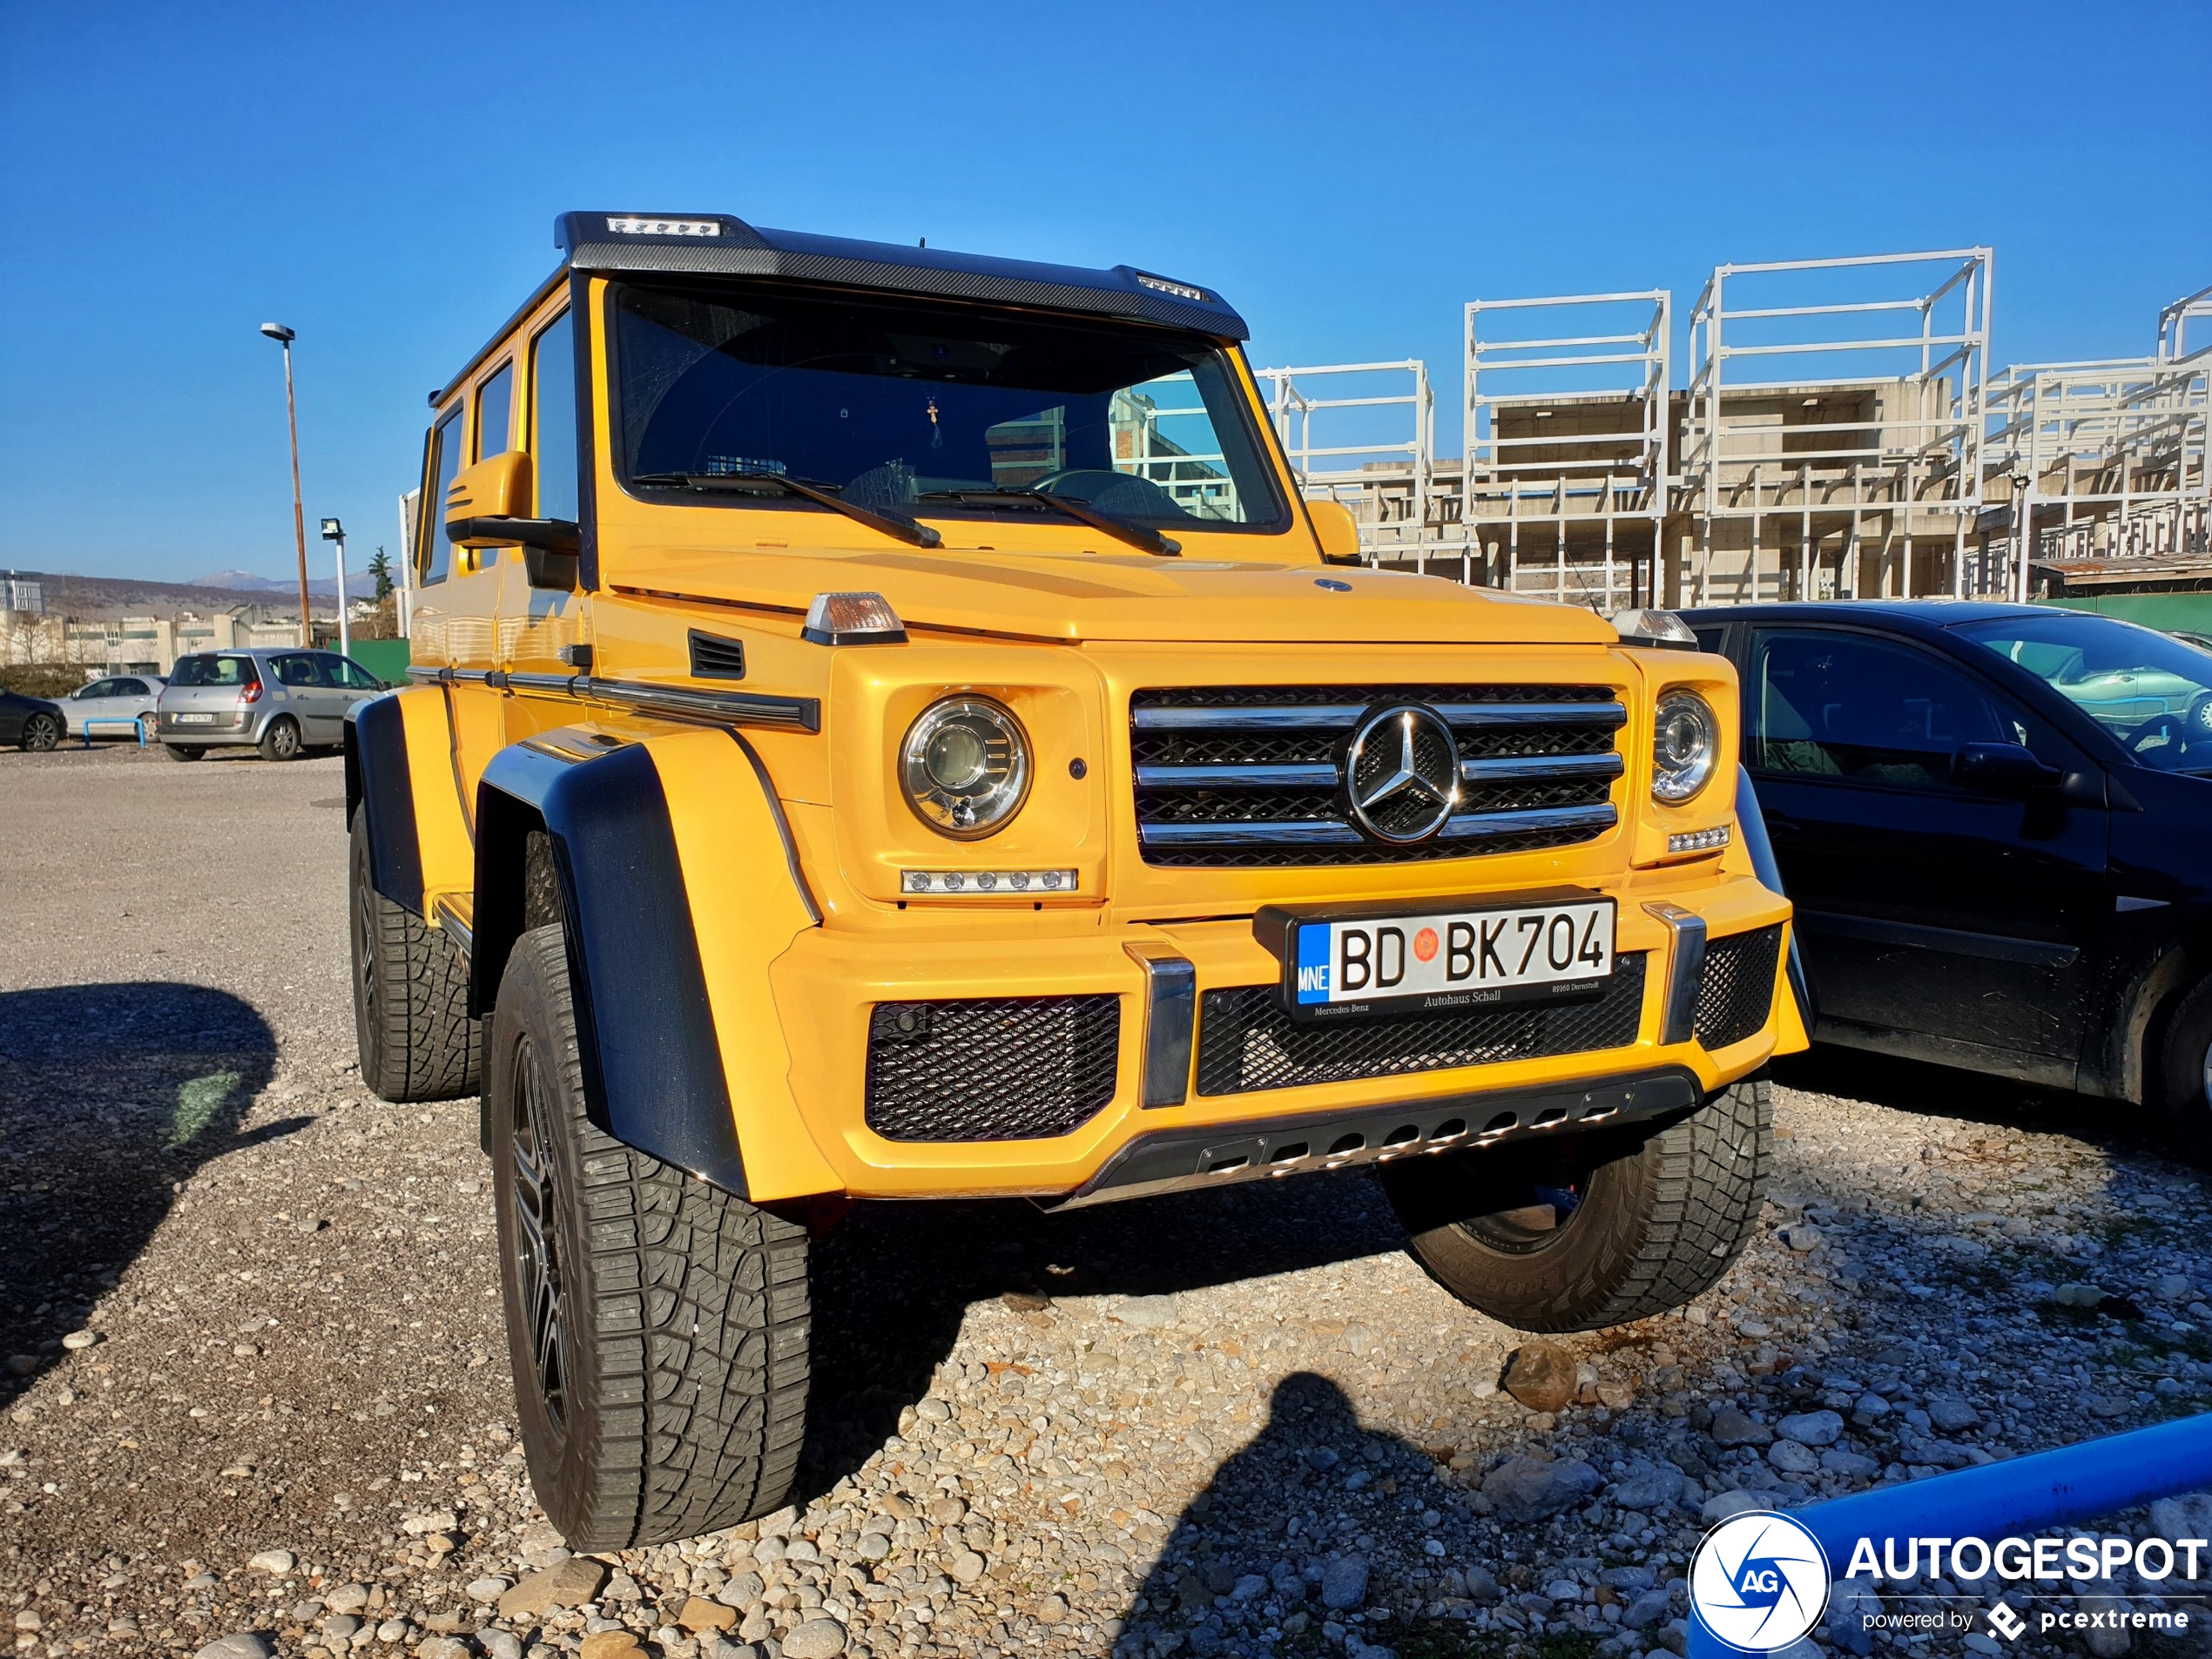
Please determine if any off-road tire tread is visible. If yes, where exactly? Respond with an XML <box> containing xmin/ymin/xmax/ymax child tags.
<box><xmin>1387</xmin><ymin>1076</ymin><xmax>1770</xmax><ymax>1332</ymax></box>
<box><xmin>350</xmin><ymin>813</ymin><xmax>479</xmax><ymax>1102</ymax></box>
<box><xmin>496</xmin><ymin>926</ymin><xmax>810</xmax><ymax>1548</ymax></box>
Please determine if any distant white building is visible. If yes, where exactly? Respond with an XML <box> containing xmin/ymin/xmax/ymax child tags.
<box><xmin>1</xmin><ymin>571</ymin><xmax>44</xmax><ymax>615</ymax></box>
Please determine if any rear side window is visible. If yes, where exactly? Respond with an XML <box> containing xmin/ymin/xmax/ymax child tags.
<box><xmin>422</xmin><ymin>408</ymin><xmax>463</xmax><ymax>585</ymax></box>
<box><xmin>170</xmin><ymin>655</ymin><xmax>260</xmax><ymax>687</ymax></box>
<box><xmin>324</xmin><ymin>656</ymin><xmax>381</xmax><ymax>690</ymax></box>
<box><xmin>271</xmin><ymin>653</ymin><xmax>321</xmax><ymax>687</ymax></box>
<box><xmin>531</xmin><ymin>313</ymin><xmax>578</xmax><ymax>522</ymax></box>
<box><xmin>475</xmin><ymin>362</ymin><xmax>514</xmax><ymax>461</ymax></box>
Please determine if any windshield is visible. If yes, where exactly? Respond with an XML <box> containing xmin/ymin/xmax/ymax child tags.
<box><xmin>169</xmin><ymin>654</ymin><xmax>259</xmax><ymax>688</ymax></box>
<box><xmin>1957</xmin><ymin>612</ymin><xmax>2212</xmax><ymax>772</ymax></box>
<box><xmin>610</xmin><ymin>280</ymin><xmax>1286</xmax><ymax>532</ymax></box>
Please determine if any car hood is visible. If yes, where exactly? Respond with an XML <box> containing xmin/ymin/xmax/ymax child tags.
<box><xmin>616</xmin><ymin>548</ymin><xmax>1620</xmax><ymax>646</ymax></box>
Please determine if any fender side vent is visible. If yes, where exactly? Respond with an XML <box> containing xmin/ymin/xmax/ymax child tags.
<box><xmin>688</xmin><ymin>630</ymin><xmax>748</xmax><ymax>680</ymax></box>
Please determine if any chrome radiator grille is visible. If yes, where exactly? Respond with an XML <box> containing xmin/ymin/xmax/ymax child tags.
<box><xmin>1130</xmin><ymin>684</ymin><xmax>1626</xmax><ymax>867</ymax></box>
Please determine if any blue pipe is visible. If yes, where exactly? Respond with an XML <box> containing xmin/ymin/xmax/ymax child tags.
<box><xmin>1685</xmin><ymin>1411</ymin><xmax>2212</xmax><ymax>1656</ymax></box>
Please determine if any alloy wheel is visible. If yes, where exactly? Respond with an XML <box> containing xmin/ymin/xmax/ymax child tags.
<box><xmin>509</xmin><ymin>1034</ymin><xmax>568</xmax><ymax>1431</ymax></box>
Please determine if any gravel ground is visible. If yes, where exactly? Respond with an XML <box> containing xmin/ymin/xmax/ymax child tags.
<box><xmin>7</xmin><ymin>741</ymin><xmax>2212</xmax><ymax>1659</ymax></box>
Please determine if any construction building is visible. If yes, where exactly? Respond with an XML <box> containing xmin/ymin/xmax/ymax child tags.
<box><xmin>1263</xmin><ymin>260</ymin><xmax>2209</xmax><ymax>616</ymax></box>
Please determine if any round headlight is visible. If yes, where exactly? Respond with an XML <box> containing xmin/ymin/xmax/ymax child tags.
<box><xmin>900</xmin><ymin>697</ymin><xmax>1030</xmax><ymax>839</ymax></box>
<box><xmin>1651</xmin><ymin>689</ymin><xmax>1719</xmax><ymax>805</ymax></box>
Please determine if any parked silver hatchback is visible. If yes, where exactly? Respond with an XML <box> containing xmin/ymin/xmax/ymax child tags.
<box><xmin>157</xmin><ymin>649</ymin><xmax>388</xmax><ymax>762</ymax></box>
<box><xmin>62</xmin><ymin>673</ymin><xmax>165</xmax><ymax>739</ymax></box>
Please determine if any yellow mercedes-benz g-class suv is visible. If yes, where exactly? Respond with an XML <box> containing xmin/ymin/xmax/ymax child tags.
<box><xmin>345</xmin><ymin>210</ymin><xmax>1804</xmax><ymax>1549</ymax></box>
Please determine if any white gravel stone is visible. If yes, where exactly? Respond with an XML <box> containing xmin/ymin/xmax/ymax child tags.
<box><xmin>1777</xmin><ymin>1409</ymin><xmax>1844</xmax><ymax>1447</ymax></box>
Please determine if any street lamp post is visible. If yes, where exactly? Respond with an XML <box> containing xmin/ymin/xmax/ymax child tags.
<box><xmin>320</xmin><ymin>518</ymin><xmax>350</xmax><ymax>659</ymax></box>
<box><xmin>259</xmin><ymin>323</ymin><xmax>313</xmax><ymax>647</ymax></box>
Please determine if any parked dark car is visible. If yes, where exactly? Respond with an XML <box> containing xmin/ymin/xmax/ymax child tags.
<box><xmin>0</xmin><ymin>689</ymin><xmax>65</xmax><ymax>752</ymax></box>
<box><xmin>1679</xmin><ymin>600</ymin><xmax>2212</xmax><ymax>1148</ymax></box>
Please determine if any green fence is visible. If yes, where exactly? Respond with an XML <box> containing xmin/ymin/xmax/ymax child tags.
<box><xmin>2039</xmin><ymin>591</ymin><xmax>2212</xmax><ymax>635</ymax></box>
<box><xmin>346</xmin><ymin>638</ymin><xmax>413</xmax><ymax>686</ymax></box>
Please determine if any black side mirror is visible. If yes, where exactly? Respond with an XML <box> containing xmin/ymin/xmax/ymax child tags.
<box><xmin>523</xmin><ymin>543</ymin><xmax>580</xmax><ymax>591</ymax></box>
<box><xmin>1953</xmin><ymin>741</ymin><xmax>2063</xmax><ymax>799</ymax></box>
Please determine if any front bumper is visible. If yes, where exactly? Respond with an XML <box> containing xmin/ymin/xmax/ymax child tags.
<box><xmin>767</xmin><ymin>870</ymin><xmax>1791</xmax><ymax>1202</ymax></box>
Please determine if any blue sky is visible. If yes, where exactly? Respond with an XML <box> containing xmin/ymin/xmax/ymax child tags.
<box><xmin>3</xmin><ymin>0</ymin><xmax>2206</xmax><ymax>582</ymax></box>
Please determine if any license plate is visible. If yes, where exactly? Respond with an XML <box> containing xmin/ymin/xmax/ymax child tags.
<box><xmin>172</xmin><ymin>712</ymin><xmax>216</xmax><ymax>725</ymax></box>
<box><xmin>1269</xmin><ymin>892</ymin><xmax>1615</xmax><ymax>1022</ymax></box>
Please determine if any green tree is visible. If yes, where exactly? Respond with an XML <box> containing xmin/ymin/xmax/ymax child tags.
<box><xmin>368</xmin><ymin>545</ymin><xmax>393</xmax><ymax>601</ymax></box>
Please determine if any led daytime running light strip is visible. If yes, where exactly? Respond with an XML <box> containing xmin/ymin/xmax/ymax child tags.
<box><xmin>1667</xmin><ymin>825</ymin><xmax>1730</xmax><ymax>853</ymax></box>
<box><xmin>901</xmin><ymin>869</ymin><xmax>1076</xmax><ymax>895</ymax></box>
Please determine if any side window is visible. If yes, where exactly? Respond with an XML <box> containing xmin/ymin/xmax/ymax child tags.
<box><xmin>475</xmin><ymin>362</ymin><xmax>514</xmax><ymax>461</ymax></box>
<box><xmin>422</xmin><ymin>408</ymin><xmax>463</xmax><ymax>585</ymax></box>
<box><xmin>118</xmin><ymin>679</ymin><xmax>148</xmax><ymax>697</ymax></box>
<box><xmin>271</xmin><ymin>653</ymin><xmax>320</xmax><ymax>688</ymax></box>
<box><xmin>530</xmin><ymin>312</ymin><xmax>578</xmax><ymax>523</ymax></box>
<box><xmin>1747</xmin><ymin>629</ymin><xmax>2017</xmax><ymax>790</ymax></box>
<box><xmin>329</xmin><ymin>658</ymin><xmax>379</xmax><ymax>690</ymax></box>
<box><xmin>78</xmin><ymin>678</ymin><xmax>114</xmax><ymax>699</ymax></box>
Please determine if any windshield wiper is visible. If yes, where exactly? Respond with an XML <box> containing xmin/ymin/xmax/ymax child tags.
<box><xmin>916</xmin><ymin>488</ymin><xmax>1181</xmax><ymax>556</ymax></box>
<box><xmin>631</xmin><ymin>470</ymin><xmax>941</xmax><ymax>549</ymax></box>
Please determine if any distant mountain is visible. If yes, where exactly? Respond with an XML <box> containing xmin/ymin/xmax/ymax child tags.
<box><xmin>6</xmin><ymin>570</ymin><xmax>358</xmax><ymax>621</ymax></box>
<box><xmin>192</xmin><ymin>569</ymin><xmax>381</xmax><ymax>599</ymax></box>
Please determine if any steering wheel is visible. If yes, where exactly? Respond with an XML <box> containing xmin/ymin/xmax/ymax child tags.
<box><xmin>1029</xmin><ymin>469</ymin><xmax>1181</xmax><ymax>516</ymax></box>
<box><xmin>2128</xmin><ymin>711</ymin><xmax>2191</xmax><ymax>764</ymax></box>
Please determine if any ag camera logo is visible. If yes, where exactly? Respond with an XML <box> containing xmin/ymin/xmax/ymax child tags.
<box><xmin>1690</xmin><ymin>1510</ymin><xmax>1831</xmax><ymax>1651</ymax></box>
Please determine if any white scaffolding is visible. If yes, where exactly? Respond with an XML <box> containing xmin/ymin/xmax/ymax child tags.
<box><xmin>1680</xmin><ymin>249</ymin><xmax>1993</xmax><ymax>604</ymax></box>
<box><xmin>2161</xmin><ymin>284</ymin><xmax>2212</xmax><ymax>363</ymax></box>
<box><xmin>1983</xmin><ymin>330</ymin><xmax>2211</xmax><ymax>597</ymax></box>
<box><xmin>1462</xmin><ymin>291</ymin><xmax>1670</xmax><ymax>610</ymax></box>
<box><xmin>1257</xmin><ymin>361</ymin><xmax>1437</xmax><ymax>559</ymax></box>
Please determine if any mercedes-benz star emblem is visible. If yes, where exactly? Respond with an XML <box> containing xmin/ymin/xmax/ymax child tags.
<box><xmin>1344</xmin><ymin>704</ymin><xmax>1461</xmax><ymax>843</ymax></box>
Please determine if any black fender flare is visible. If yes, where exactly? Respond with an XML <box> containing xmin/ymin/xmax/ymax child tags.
<box><xmin>344</xmin><ymin>693</ymin><xmax>425</xmax><ymax>914</ymax></box>
<box><xmin>473</xmin><ymin>738</ymin><xmax>747</xmax><ymax>1197</ymax></box>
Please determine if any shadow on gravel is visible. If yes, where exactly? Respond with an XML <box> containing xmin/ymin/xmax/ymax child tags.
<box><xmin>1119</xmin><ymin>1371</ymin><xmax>1449</xmax><ymax>1659</ymax></box>
<box><xmin>0</xmin><ymin>981</ymin><xmax>295</xmax><ymax>1399</ymax></box>
<box><xmin>798</xmin><ymin>1171</ymin><xmax>1409</xmax><ymax>1501</ymax></box>
<box><xmin>1774</xmin><ymin>1043</ymin><xmax>2187</xmax><ymax>1166</ymax></box>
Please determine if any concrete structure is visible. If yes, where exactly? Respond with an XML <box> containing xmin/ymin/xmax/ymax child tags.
<box><xmin>0</xmin><ymin>605</ymin><xmax>302</xmax><ymax>677</ymax></box>
<box><xmin>1979</xmin><ymin>287</ymin><xmax>2211</xmax><ymax>600</ymax></box>
<box><xmin>1271</xmin><ymin>250</ymin><xmax>2206</xmax><ymax>612</ymax></box>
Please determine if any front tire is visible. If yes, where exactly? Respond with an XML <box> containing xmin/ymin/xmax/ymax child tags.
<box><xmin>489</xmin><ymin>925</ymin><xmax>813</xmax><ymax>1548</ymax></box>
<box><xmin>21</xmin><ymin>712</ymin><xmax>60</xmax><ymax>752</ymax></box>
<box><xmin>258</xmin><ymin>716</ymin><xmax>301</xmax><ymax>762</ymax></box>
<box><xmin>2157</xmin><ymin>977</ymin><xmax>2212</xmax><ymax>1160</ymax></box>
<box><xmin>1380</xmin><ymin>1076</ymin><xmax>1771</xmax><ymax>1332</ymax></box>
<box><xmin>349</xmin><ymin>811</ymin><xmax>479</xmax><ymax>1101</ymax></box>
